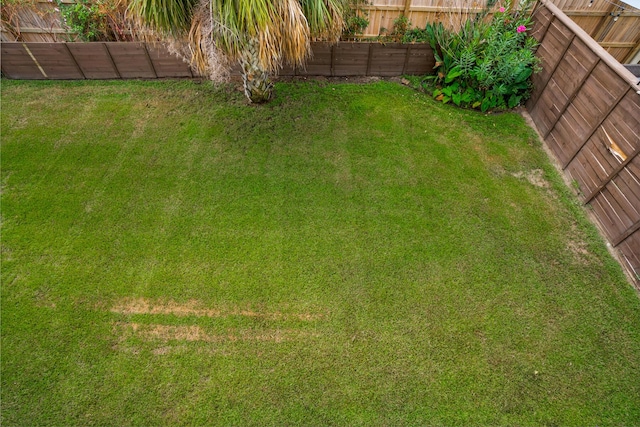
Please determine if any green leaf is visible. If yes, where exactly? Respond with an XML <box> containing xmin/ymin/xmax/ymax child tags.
<box><xmin>515</xmin><ymin>67</ymin><xmax>533</xmax><ymax>83</ymax></box>
<box><xmin>508</xmin><ymin>94</ymin><xmax>520</xmax><ymax>109</ymax></box>
<box><xmin>442</xmin><ymin>96</ymin><xmax>451</xmax><ymax>104</ymax></box>
<box><xmin>472</xmin><ymin>101</ymin><xmax>482</xmax><ymax>109</ymax></box>
<box><xmin>452</xmin><ymin>92</ymin><xmax>461</xmax><ymax>106</ymax></box>
<box><xmin>462</xmin><ymin>88</ymin><xmax>475</xmax><ymax>103</ymax></box>
<box><xmin>445</xmin><ymin>66</ymin><xmax>463</xmax><ymax>83</ymax></box>
<box><xmin>442</xmin><ymin>86</ymin><xmax>452</xmax><ymax>97</ymax></box>
<box><xmin>481</xmin><ymin>97</ymin><xmax>491</xmax><ymax>112</ymax></box>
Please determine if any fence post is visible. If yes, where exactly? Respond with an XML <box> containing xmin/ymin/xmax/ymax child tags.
<box><xmin>402</xmin><ymin>45</ymin><xmax>412</xmax><ymax>75</ymax></box>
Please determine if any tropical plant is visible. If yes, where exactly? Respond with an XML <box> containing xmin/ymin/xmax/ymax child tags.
<box><xmin>128</xmin><ymin>0</ymin><xmax>346</xmax><ymax>103</ymax></box>
<box><xmin>423</xmin><ymin>0</ymin><xmax>539</xmax><ymax>112</ymax></box>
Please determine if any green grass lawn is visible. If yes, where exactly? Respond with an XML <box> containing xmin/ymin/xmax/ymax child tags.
<box><xmin>2</xmin><ymin>79</ymin><xmax>639</xmax><ymax>426</ymax></box>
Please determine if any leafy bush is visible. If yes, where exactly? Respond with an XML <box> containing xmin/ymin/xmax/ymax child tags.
<box><xmin>343</xmin><ymin>0</ymin><xmax>370</xmax><ymax>38</ymax></box>
<box><xmin>344</xmin><ymin>15</ymin><xmax>369</xmax><ymax>37</ymax></box>
<box><xmin>402</xmin><ymin>27</ymin><xmax>429</xmax><ymax>43</ymax></box>
<box><xmin>423</xmin><ymin>0</ymin><xmax>540</xmax><ymax>112</ymax></box>
<box><xmin>376</xmin><ymin>15</ymin><xmax>412</xmax><ymax>42</ymax></box>
<box><xmin>56</xmin><ymin>0</ymin><xmax>109</xmax><ymax>41</ymax></box>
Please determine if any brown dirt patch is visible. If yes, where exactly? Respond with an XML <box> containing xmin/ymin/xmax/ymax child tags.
<box><xmin>110</xmin><ymin>297</ymin><xmax>326</xmax><ymax>321</ymax></box>
<box><xmin>512</xmin><ymin>169</ymin><xmax>549</xmax><ymax>188</ymax></box>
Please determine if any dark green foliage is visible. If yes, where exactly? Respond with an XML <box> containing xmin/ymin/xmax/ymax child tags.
<box><xmin>57</xmin><ymin>0</ymin><xmax>109</xmax><ymax>41</ymax></box>
<box><xmin>423</xmin><ymin>0</ymin><xmax>540</xmax><ymax>111</ymax></box>
<box><xmin>342</xmin><ymin>0</ymin><xmax>370</xmax><ymax>37</ymax></box>
<box><xmin>402</xmin><ymin>26</ymin><xmax>429</xmax><ymax>43</ymax></box>
<box><xmin>344</xmin><ymin>14</ymin><xmax>369</xmax><ymax>36</ymax></box>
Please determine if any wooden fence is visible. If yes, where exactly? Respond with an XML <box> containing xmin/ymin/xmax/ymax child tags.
<box><xmin>355</xmin><ymin>0</ymin><xmax>640</xmax><ymax>63</ymax></box>
<box><xmin>0</xmin><ymin>42</ymin><xmax>435</xmax><ymax>79</ymax></box>
<box><xmin>3</xmin><ymin>0</ymin><xmax>639</xmax><ymax>63</ymax></box>
<box><xmin>526</xmin><ymin>0</ymin><xmax>640</xmax><ymax>286</ymax></box>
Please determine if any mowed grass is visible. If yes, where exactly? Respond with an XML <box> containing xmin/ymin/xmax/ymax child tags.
<box><xmin>2</xmin><ymin>79</ymin><xmax>639</xmax><ymax>426</ymax></box>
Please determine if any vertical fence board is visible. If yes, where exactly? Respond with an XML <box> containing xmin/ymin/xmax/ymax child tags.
<box><xmin>618</xmin><ymin>231</ymin><xmax>640</xmax><ymax>281</ymax></box>
<box><xmin>530</xmin><ymin>4</ymin><xmax>554</xmax><ymax>42</ymax></box>
<box><xmin>528</xmin><ymin>20</ymin><xmax>574</xmax><ymax>109</ymax></box>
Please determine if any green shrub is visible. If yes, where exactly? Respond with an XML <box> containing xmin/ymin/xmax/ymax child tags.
<box><xmin>57</xmin><ymin>0</ymin><xmax>109</xmax><ymax>41</ymax></box>
<box><xmin>402</xmin><ymin>27</ymin><xmax>429</xmax><ymax>43</ymax></box>
<box><xmin>343</xmin><ymin>0</ymin><xmax>370</xmax><ymax>38</ymax></box>
<box><xmin>423</xmin><ymin>0</ymin><xmax>540</xmax><ymax>112</ymax></box>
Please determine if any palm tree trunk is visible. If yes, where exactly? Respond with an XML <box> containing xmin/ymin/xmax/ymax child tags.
<box><xmin>239</xmin><ymin>39</ymin><xmax>273</xmax><ymax>103</ymax></box>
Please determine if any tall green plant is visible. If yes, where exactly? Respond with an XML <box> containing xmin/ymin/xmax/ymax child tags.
<box><xmin>424</xmin><ymin>0</ymin><xmax>539</xmax><ymax>112</ymax></box>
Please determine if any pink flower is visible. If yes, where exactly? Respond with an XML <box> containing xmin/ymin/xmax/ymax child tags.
<box><xmin>499</xmin><ymin>7</ymin><xmax>505</xmax><ymax>12</ymax></box>
<box><xmin>517</xmin><ymin>25</ymin><xmax>527</xmax><ymax>33</ymax></box>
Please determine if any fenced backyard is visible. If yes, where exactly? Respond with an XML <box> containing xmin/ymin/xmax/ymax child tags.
<box><xmin>3</xmin><ymin>1</ymin><xmax>640</xmax><ymax>424</ymax></box>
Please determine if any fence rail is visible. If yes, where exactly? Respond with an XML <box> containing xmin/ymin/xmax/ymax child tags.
<box><xmin>526</xmin><ymin>0</ymin><xmax>640</xmax><ymax>286</ymax></box>
<box><xmin>0</xmin><ymin>41</ymin><xmax>434</xmax><ymax>79</ymax></box>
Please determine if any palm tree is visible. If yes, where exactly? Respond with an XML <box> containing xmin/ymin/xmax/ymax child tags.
<box><xmin>128</xmin><ymin>0</ymin><xmax>346</xmax><ymax>102</ymax></box>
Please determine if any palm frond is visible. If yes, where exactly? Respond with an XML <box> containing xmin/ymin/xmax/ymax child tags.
<box><xmin>128</xmin><ymin>0</ymin><xmax>197</xmax><ymax>35</ymax></box>
<box><xmin>299</xmin><ymin>0</ymin><xmax>345</xmax><ymax>40</ymax></box>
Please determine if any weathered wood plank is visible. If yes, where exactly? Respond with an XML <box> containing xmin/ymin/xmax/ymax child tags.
<box><xmin>27</xmin><ymin>42</ymin><xmax>84</xmax><ymax>79</ymax></box>
<box><xmin>333</xmin><ymin>43</ymin><xmax>369</xmax><ymax>76</ymax></box>
<box><xmin>369</xmin><ymin>43</ymin><xmax>407</xmax><ymax>76</ymax></box>
<box><xmin>146</xmin><ymin>44</ymin><xmax>192</xmax><ymax>78</ymax></box>
<box><xmin>298</xmin><ymin>43</ymin><xmax>332</xmax><ymax>76</ymax></box>
<box><xmin>105</xmin><ymin>42</ymin><xmax>156</xmax><ymax>79</ymax></box>
<box><xmin>0</xmin><ymin>43</ymin><xmax>44</xmax><ymax>79</ymax></box>
<box><xmin>67</xmin><ymin>42</ymin><xmax>119</xmax><ymax>79</ymax></box>
<box><xmin>617</xmin><ymin>229</ymin><xmax>640</xmax><ymax>281</ymax></box>
<box><xmin>403</xmin><ymin>44</ymin><xmax>435</xmax><ymax>75</ymax></box>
